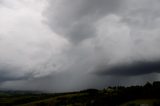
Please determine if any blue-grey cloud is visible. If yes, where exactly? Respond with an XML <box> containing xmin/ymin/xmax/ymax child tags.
<box><xmin>96</xmin><ymin>60</ymin><xmax>160</xmax><ymax>76</ymax></box>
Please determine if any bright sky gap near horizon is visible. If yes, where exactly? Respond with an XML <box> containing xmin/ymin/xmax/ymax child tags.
<box><xmin>0</xmin><ymin>0</ymin><xmax>160</xmax><ymax>92</ymax></box>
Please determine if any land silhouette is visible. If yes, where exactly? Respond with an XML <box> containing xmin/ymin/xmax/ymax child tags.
<box><xmin>0</xmin><ymin>81</ymin><xmax>160</xmax><ymax>106</ymax></box>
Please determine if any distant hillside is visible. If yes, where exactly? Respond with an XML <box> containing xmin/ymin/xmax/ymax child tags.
<box><xmin>0</xmin><ymin>81</ymin><xmax>160</xmax><ymax>106</ymax></box>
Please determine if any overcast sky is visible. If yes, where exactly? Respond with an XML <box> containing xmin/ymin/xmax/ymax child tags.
<box><xmin>0</xmin><ymin>0</ymin><xmax>160</xmax><ymax>92</ymax></box>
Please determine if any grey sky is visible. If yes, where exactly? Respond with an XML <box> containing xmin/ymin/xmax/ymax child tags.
<box><xmin>0</xmin><ymin>0</ymin><xmax>160</xmax><ymax>92</ymax></box>
<box><xmin>44</xmin><ymin>0</ymin><xmax>124</xmax><ymax>43</ymax></box>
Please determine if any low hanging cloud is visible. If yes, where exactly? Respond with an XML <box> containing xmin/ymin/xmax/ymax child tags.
<box><xmin>96</xmin><ymin>60</ymin><xmax>160</xmax><ymax>76</ymax></box>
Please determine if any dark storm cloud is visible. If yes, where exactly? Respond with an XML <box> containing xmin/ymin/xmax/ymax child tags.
<box><xmin>0</xmin><ymin>67</ymin><xmax>31</xmax><ymax>82</ymax></box>
<box><xmin>45</xmin><ymin>0</ymin><xmax>124</xmax><ymax>43</ymax></box>
<box><xmin>96</xmin><ymin>60</ymin><xmax>160</xmax><ymax>76</ymax></box>
<box><xmin>1</xmin><ymin>0</ymin><xmax>160</xmax><ymax>92</ymax></box>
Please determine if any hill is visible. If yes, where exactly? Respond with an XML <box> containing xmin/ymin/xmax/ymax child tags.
<box><xmin>0</xmin><ymin>81</ymin><xmax>160</xmax><ymax>106</ymax></box>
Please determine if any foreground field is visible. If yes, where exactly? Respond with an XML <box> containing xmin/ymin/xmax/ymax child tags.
<box><xmin>120</xmin><ymin>99</ymin><xmax>160</xmax><ymax>106</ymax></box>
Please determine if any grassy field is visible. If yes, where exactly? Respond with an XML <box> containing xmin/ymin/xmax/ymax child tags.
<box><xmin>0</xmin><ymin>91</ymin><xmax>91</xmax><ymax>106</ymax></box>
<box><xmin>17</xmin><ymin>97</ymin><xmax>160</xmax><ymax>106</ymax></box>
<box><xmin>1</xmin><ymin>92</ymin><xmax>160</xmax><ymax>106</ymax></box>
<box><xmin>18</xmin><ymin>93</ymin><xmax>88</xmax><ymax>106</ymax></box>
<box><xmin>120</xmin><ymin>99</ymin><xmax>160</xmax><ymax>106</ymax></box>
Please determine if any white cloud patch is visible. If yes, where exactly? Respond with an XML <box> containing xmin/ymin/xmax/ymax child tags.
<box><xmin>0</xmin><ymin>0</ymin><xmax>68</xmax><ymax>80</ymax></box>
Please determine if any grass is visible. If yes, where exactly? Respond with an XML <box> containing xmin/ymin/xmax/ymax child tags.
<box><xmin>17</xmin><ymin>93</ymin><xmax>88</xmax><ymax>106</ymax></box>
<box><xmin>120</xmin><ymin>99</ymin><xmax>160</xmax><ymax>106</ymax></box>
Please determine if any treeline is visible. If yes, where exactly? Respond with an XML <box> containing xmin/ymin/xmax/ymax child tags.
<box><xmin>98</xmin><ymin>81</ymin><xmax>160</xmax><ymax>105</ymax></box>
<box><xmin>52</xmin><ymin>81</ymin><xmax>160</xmax><ymax>106</ymax></box>
<box><xmin>82</xmin><ymin>81</ymin><xmax>160</xmax><ymax>105</ymax></box>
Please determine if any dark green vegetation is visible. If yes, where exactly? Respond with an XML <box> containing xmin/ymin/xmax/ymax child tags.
<box><xmin>120</xmin><ymin>99</ymin><xmax>160</xmax><ymax>106</ymax></box>
<box><xmin>0</xmin><ymin>81</ymin><xmax>160</xmax><ymax>106</ymax></box>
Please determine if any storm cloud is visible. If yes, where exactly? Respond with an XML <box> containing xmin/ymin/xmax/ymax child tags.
<box><xmin>0</xmin><ymin>0</ymin><xmax>160</xmax><ymax>92</ymax></box>
<box><xmin>44</xmin><ymin>0</ymin><xmax>124</xmax><ymax>43</ymax></box>
<box><xmin>96</xmin><ymin>60</ymin><xmax>160</xmax><ymax>76</ymax></box>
